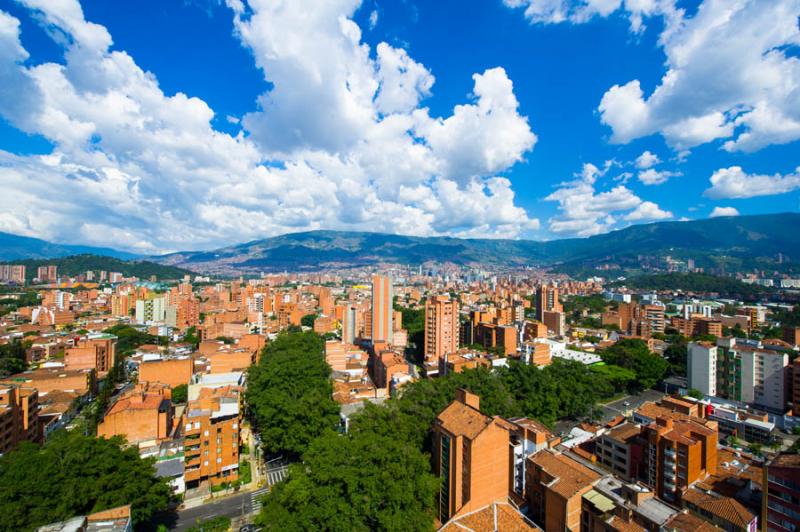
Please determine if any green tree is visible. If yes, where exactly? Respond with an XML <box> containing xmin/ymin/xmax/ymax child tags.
<box><xmin>394</xmin><ymin>306</ymin><xmax>425</xmax><ymax>363</ymax></box>
<box><xmin>0</xmin><ymin>339</ymin><xmax>28</xmax><ymax>378</ymax></box>
<box><xmin>104</xmin><ymin>324</ymin><xmax>157</xmax><ymax>356</ymax></box>
<box><xmin>187</xmin><ymin>516</ymin><xmax>231</xmax><ymax>532</ymax></box>
<box><xmin>663</xmin><ymin>336</ymin><xmax>688</xmax><ymax>376</ymax></box>
<box><xmin>590</xmin><ymin>364</ymin><xmax>636</xmax><ymax>396</ymax></box>
<box><xmin>687</xmin><ymin>388</ymin><xmax>703</xmax><ymax>399</ymax></box>
<box><xmin>256</xmin><ymin>428</ymin><xmax>437</xmax><ymax>531</ymax></box>
<box><xmin>183</xmin><ymin>326</ymin><xmax>201</xmax><ymax>348</ymax></box>
<box><xmin>300</xmin><ymin>314</ymin><xmax>318</xmax><ymax>328</ymax></box>
<box><xmin>171</xmin><ymin>384</ymin><xmax>188</xmax><ymax>404</ymax></box>
<box><xmin>0</xmin><ymin>431</ymin><xmax>171</xmax><ymax>530</ymax></box>
<box><xmin>600</xmin><ymin>339</ymin><xmax>669</xmax><ymax>391</ymax></box>
<box><xmin>246</xmin><ymin>332</ymin><xmax>340</xmax><ymax>458</ymax></box>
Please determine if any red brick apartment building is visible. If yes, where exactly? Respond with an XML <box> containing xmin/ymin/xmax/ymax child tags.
<box><xmin>0</xmin><ymin>386</ymin><xmax>41</xmax><ymax>454</ymax></box>
<box><xmin>183</xmin><ymin>386</ymin><xmax>241</xmax><ymax>488</ymax></box>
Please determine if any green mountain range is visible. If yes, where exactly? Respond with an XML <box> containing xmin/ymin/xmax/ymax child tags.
<box><xmin>2</xmin><ymin>214</ymin><xmax>798</xmax><ymax>276</ymax></box>
<box><xmin>0</xmin><ymin>232</ymin><xmax>137</xmax><ymax>261</ymax></box>
<box><xmin>152</xmin><ymin>213</ymin><xmax>800</xmax><ymax>275</ymax></box>
<box><xmin>10</xmin><ymin>255</ymin><xmax>193</xmax><ymax>283</ymax></box>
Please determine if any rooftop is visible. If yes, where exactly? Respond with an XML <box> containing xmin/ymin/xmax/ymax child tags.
<box><xmin>439</xmin><ymin>499</ymin><xmax>540</xmax><ymax>531</ymax></box>
<box><xmin>664</xmin><ymin>512</ymin><xmax>719</xmax><ymax>532</ymax></box>
<box><xmin>682</xmin><ymin>488</ymin><xmax>754</xmax><ymax>528</ymax></box>
<box><xmin>530</xmin><ymin>450</ymin><xmax>600</xmax><ymax>499</ymax></box>
<box><xmin>604</xmin><ymin>423</ymin><xmax>641</xmax><ymax>443</ymax></box>
<box><xmin>436</xmin><ymin>399</ymin><xmax>493</xmax><ymax>440</ymax></box>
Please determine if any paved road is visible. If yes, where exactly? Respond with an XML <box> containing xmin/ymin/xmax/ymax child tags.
<box><xmin>170</xmin><ymin>465</ymin><xmax>286</xmax><ymax>530</ymax></box>
<box><xmin>265</xmin><ymin>466</ymin><xmax>288</xmax><ymax>486</ymax></box>
<box><xmin>172</xmin><ymin>489</ymin><xmax>264</xmax><ymax>531</ymax></box>
<box><xmin>599</xmin><ymin>389</ymin><xmax>665</xmax><ymax>422</ymax></box>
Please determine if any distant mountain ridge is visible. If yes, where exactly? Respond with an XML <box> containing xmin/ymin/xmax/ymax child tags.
<box><xmin>11</xmin><ymin>254</ymin><xmax>193</xmax><ymax>283</ymax></box>
<box><xmin>153</xmin><ymin>213</ymin><xmax>800</xmax><ymax>275</ymax></box>
<box><xmin>3</xmin><ymin>213</ymin><xmax>799</xmax><ymax>275</ymax></box>
<box><xmin>0</xmin><ymin>232</ymin><xmax>138</xmax><ymax>261</ymax></box>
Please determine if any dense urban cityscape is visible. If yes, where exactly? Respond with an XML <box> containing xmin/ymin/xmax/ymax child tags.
<box><xmin>3</xmin><ymin>0</ymin><xmax>800</xmax><ymax>530</ymax></box>
<box><xmin>1</xmin><ymin>254</ymin><xmax>800</xmax><ymax>531</ymax></box>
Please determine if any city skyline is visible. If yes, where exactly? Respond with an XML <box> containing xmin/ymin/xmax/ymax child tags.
<box><xmin>1</xmin><ymin>0</ymin><xmax>799</xmax><ymax>254</ymax></box>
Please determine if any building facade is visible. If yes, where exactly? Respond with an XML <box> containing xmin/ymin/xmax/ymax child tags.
<box><xmin>424</xmin><ymin>295</ymin><xmax>460</xmax><ymax>362</ymax></box>
<box><xmin>370</xmin><ymin>275</ymin><xmax>393</xmax><ymax>343</ymax></box>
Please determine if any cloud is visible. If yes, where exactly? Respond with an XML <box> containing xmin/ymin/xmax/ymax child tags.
<box><xmin>597</xmin><ymin>0</ymin><xmax>800</xmax><ymax>153</ymax></box>
<box><xmin>412</xmin><ymin>67</ymin><xmax>537</xmax><ymax>182</ymax></box>
<box><xmin>704</xmin><ymin>166</ymin><xmax>800</xmax><ymax>199</ymax></box>
<box><xmin>374</xmin><ymin>43</ymin><xmax>434</xmax><ymax>115</ymax></box>
<box><xmin>635</xmin><ymin>150</ymin><xmax>660</xmax><ymax>169</ymax></box>
<box><xmin>709</xmin><ymin>206</ymin><xmax>740</xmax><ymax>218</ymax></box>
<box><xmin>624</xmin><ymin>201</ymin><xmax>672</xmax><ymax>221</ymax></box>
<box><xmin>637</xmin><ymin>168</ymin><xmax>680</xmax><ymax>185</ymax></box>
<box><xmin>369</xmin><ymin>9</ymin><xmax>378</xmax><ymax>29</ymax></box>
<box><xmin>0</xmin><ymin>0</ymin><xmax>541</xmax><ymax>252</ymax></box>
<box><xmin>503</xmin><ymin>0</ymin><xmax>681</xmax><ymax>33</ymax></box>
<box><xmin>544</xmin><ymin>162</ymin><xmax>670</xmax><ymax>236</ymax></box>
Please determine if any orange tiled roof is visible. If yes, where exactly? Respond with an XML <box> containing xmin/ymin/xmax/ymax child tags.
<box><xmin>605</xmin><ymin>423</ymin><xmax>641</xmax><ymax>443</ymax></box>
<box><xmin>665</xmin><ymin>511</ymin><xmax>720</xmax><ymax>532</ymax></box>
<box><xmin>682</xmin><ymin>489</ymin><xmax>754</xmax><ymax>528</ymax></box>
<box><xmin>436</xmin><ymin>400</ymin><xmax>493</xmax><ymax>440</ymax></box>
<box><xmin>607</xmin><ymin>515</ymin><xmax>646</xmax><ymax>532</ymax></box>
<box><xmin>530</xmin><ymin>450</ymin><xmax>600</xmax><ymax>499</ymax></box>
<box><xmin>439</xmin><ymin>500</ymin><xmax>539</xmax><ymax>531</ymax></box>
<box><xmin>106</xmin><ymin>393</ymin><xmax>164</xmax><ymax>415</ymax></box>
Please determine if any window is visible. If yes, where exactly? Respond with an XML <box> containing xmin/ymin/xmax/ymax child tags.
<box><xmin>233</xmin><ymin>423</ymin><xmax>238</xmax><ymax>429</ymax></box>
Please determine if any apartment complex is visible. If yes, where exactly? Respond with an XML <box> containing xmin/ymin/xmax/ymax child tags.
<box><xmin>527</xmin><ymin>450</ymin><xmax>600</xmax><ymax>532</ymax></box>
<box><xmin>641</xmin><ymin>416</ymin><xmax>718</xmax><ymax>503</ymax></box>
<box><xmin>688</xmin><ymin>342</ymin><xmax>717</xmax><ymax>397</ymax></box>
<box><xmin>36</xmin><ymin>265</ymin><xmax>58</xmax><ymax>283</ymax></box>
<box><xmin>138</xmin><ymin>357</ymin><xmax>194</xmax><ymax>388</ymax></box>
<box><xmin>65</xmin><ymin>334</ymin><xmax>117</xmax><ymax>374</ymax></box>
<box><xmin>97</xmin><ymin>385</ymin><xmax>173</xmax><ymax>446</ymax></box>
<box><xmin>535</xmin><ymin>285</ymin><xmax>562</xmax><ymax>322</ymax></box>
<box><xmin>765</xmin><ymin>453</ymin><xmax>800</xmax><ymax>532</ymax></box>
<box><xmin>424</xmin><ymin>295</ymin><xmax>459</xmax><ymax>361</ymax></box>
<box><xmin>0</xmin><ymin>386</ymin><xmax>41</xmax><ymax>454</ymax></box>
<box><xmin>0</xmin><ymin>264</ymin><xmax>26</xmax><ymax>284</ymax></box>
<box><xmin>431</xmin><ymin>389</ymin><xmax>513</xmax><ymax>522</ymax></box>
<box><xmin>183</xmin><ymin>386</ymin><xmax>242</xmax><ymax>488</ymax></box>
<box><xmin>689</xmin><ymin>338</ymin><xmax>789</xmax><ymax>411</ymax></box>
<box><xmin>370</xmin><ymin>275</ymin><xmax>392</xmax><ymax>343</ymax></box>
<box><xmin>603</xmin><ymin>301</ymin><xmax>666</xmax><ymax>338</ymax></box>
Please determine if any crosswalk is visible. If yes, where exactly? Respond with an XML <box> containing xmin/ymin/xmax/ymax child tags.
<box><xmin>250</xmin><ymin>487</ymin><xmax>269</xmax><ymax>513</ymax></box>
<box><xmin>266</xmin><ymin>466</ymin><xmax>288</xmax><ymax>486</ymax></box>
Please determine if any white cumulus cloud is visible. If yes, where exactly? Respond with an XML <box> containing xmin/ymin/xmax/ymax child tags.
<box><xmin>638</xmin><ymin>168</ymin><xmax>680</xmax><ymax>185</ymax></box>
<box><xmin>710</xmin><ymin>206</ymin><xmax>740</xmax><ymax>218</ymax></box>
<box><xmin>624</xmin><ymin>201</ymin><xmax>672</xmax><ymax>221</ymax></box>
<box><xmin>635</xmin><ymin>150</ymin><xmax>660</xmax><ymax>169</ymax></box>
<box><xmin>704</xmin><ymin>166</ymin><xmax>800</xmax><ymax>199</ymax></box>
<box><xmin>0</xmin><ymin>0</ymin><xmax>542</xmax><ymax>252</ymax></box>
<box><xmin>544</xmin><ymin>162</ymin><xmax>671</xmax><ymax>236</ymax></box>
<box><xmin>597</xmin><ymin>0</ymin><xmax>800</xmax><ymax>153</ymax></box>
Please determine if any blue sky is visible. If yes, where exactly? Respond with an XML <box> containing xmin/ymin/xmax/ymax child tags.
<box><xmin>0</xmin><ymin>0</ymin><xmax>798</xmax><ymax>253</ymax></box>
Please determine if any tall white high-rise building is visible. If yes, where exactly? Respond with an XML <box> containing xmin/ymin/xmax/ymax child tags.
<box><xmin>688</xmin><ymin>342</ymin><xmax>717</xmax><ymax>397</ymax></box>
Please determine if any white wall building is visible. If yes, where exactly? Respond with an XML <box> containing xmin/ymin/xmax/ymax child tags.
<box><xmin>135</xmin><ymin>296</ymin><xmax>167</xmax><ymax>324</ymax></box>
<box><xmin>737</xmin><ymin>347</ymin><xmax>788</xmax><ymax>411</ymax></box>
<box><xmin>688</xmin><ymin>342</ymin><xmax>717</xmax><ymax>397</ymax></box>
